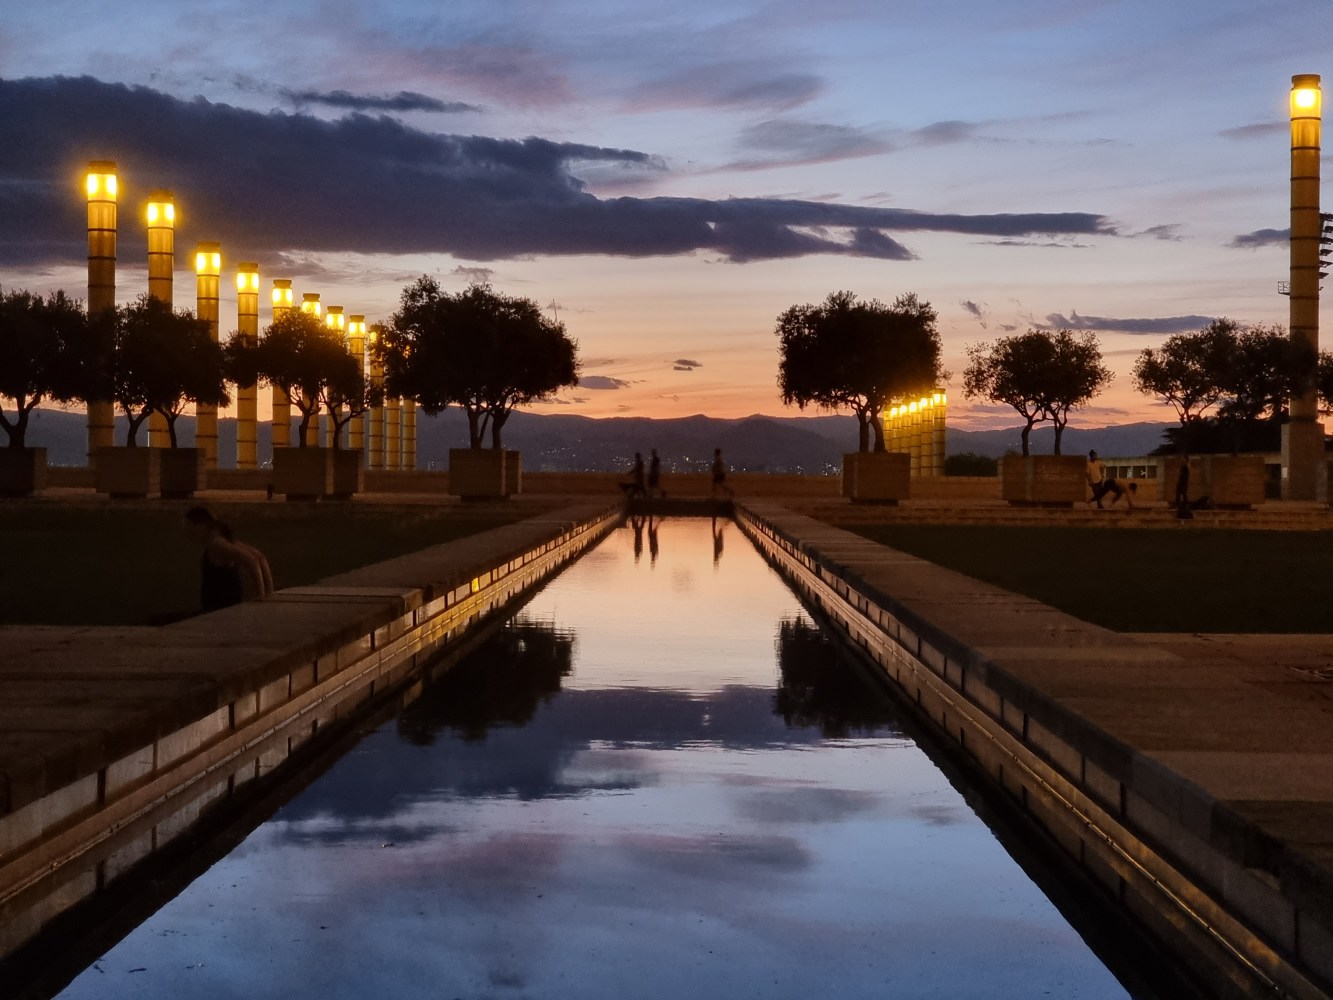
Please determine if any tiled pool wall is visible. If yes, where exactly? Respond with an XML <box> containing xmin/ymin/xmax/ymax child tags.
<box><xmin>735</xmin><ymin>504</ymin><xmax>1333</xmax><ymax>1000</ymax></box>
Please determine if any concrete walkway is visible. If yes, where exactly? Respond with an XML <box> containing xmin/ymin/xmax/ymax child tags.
<box><xmin>739</xmin><ymin>503</ymin><xmax>1333</xmax><ymax>996</ymax></box>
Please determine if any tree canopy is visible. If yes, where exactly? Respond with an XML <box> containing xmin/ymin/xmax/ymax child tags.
<box><xmin>776</xmin><ymin>290</ymin><xmax>942</xmax><ymax>453</ymax></box>
<box><xmin>963</xmin><ymin>331</ymin><xmax>1054</xmax><ymax>456</ymax></box>
<box><xmin>382</xmin><ymin>278</ymin><xmax>580</xmax><ymax>449</ymax></box>
<box><xmin>0</xmin><ymin>288</ymin><xmax>93</xmax><ymax>448</ymax></box>
<box><xmin>112</xmin><ymin>295</ymin><xmax>228</xmax><ymax>447</ymax></box>
<box><xmin>227</xmin><ymin>309</ymin><xmax>352</xmax><ymax>448</ymax></box>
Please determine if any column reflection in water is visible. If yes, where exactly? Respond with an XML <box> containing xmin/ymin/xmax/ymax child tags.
<box><xmin>58</xmin><ymin>520</ymin><xmax>1127</xmax><ymax>1000</ymax></box>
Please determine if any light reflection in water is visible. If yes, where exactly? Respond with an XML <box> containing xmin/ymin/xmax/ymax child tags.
<box><xmin>58</xmin><ymin>520</ymin><xmax>1128</xmax><ymax>1000</ymax></box>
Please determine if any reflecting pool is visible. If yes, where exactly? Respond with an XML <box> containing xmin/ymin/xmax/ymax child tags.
<box><xmin>58</xmin><ymin>518</ymin><xmax>1129</xmax><ymax>999</ymax></box>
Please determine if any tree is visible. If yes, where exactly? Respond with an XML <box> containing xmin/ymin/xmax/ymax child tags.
<box><xmin>229</xmin><ymin>309</ymin><xmax>351</xmax><ymax>447</ymax></box>
<box><xmin>776</xmin><ymin>290</ymin><xmax>942</xmax><ymax>453</ymax></box>
<box><xmin>1042</xmin><ymin>329</ymin><xmax>1113</xmax><ymax>454</ymax></box>
<box><xmin>111</xmin><ymin>296</ymin><xmax>228</xmax><ymax>447</ymax></box>
<box><xmin>0</xmin><ymin>288</ymin><xmax>93</xmax><ymax>449</ymax></box>
<box><xmin>321</xmin><ymin>349</ymin><xmax>383</xmax><ymax>448</ymax></box>
<box><xmin>1132</xmin><ymin>321</ymin><xmax>1236</xmax><ymax>440</ymax></box>
<box><xmin>382</xmin><ymin>278</ymin><xmax>580</xmax><ymax>449</ymax></box>
<box><xmin>962</xmin><ymin>331</ymin><xmax>1055</xmax><ymax>456</ymax></box>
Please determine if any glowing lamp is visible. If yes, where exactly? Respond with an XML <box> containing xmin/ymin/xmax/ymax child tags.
<box><xmin>237</xmin><ymin>266</ymin><xmax>260</xmax><ymax>293</ymax></box>
<box><xmin>325</xmin><ymin>305</ymin><xmax>345</xmax><ymax>331</ymax></box>
<box><xmin>194</xmin><ymin>246</ymin><xmax>222</xmax><ymax>276</ymax></box>
<box><xmin>272</xmin><ymin>280</ymin><xmax>294</xmax><ymax>308</ymax></box>
<box><xmin>146</xmin><ymin>198</ymin><xmax>176</xmax><ymax>227</ymax></box>
<box><xmin>301</xmin><ymin>293</ymin><xmax>323</xmax><ymax>318</ymax></box>
<box><xmin>86</xmin><ymin>163</ymin><xmax>117</xmax><ymax>201</ymax></box>
<box><xmin>1292</xmin><ymin>76</ymin><xmax>1322</xmax><ymax>117</ymax></box>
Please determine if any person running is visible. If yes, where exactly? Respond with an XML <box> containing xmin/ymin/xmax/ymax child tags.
<box><xmin>1086</xmin><ymin>449</ymin><xmax>1127</xmax><ymax>509</ymax></box>
<box><xmin>620</xmin><ymin>452</ymin><xmax>647</xmax><ymax>498</ymax></box>
<box><xmin>647</xmin><ymin>448</ymin><xmax>665</xmax><ymax>498</ymax></box>
<box><xmin>1174</xmin><ymin>456</ymin><xmax>1193</xmax><ymax>519</ymax></box>
<box><xmin>184</xmin><ymin>507</ymin><xmax>273</xmax><ymax>612</ymax></box>
<box><xmin>711</xmin><ymin>448</ymin><xmax>734</xmax><ymax>499</ymax></box>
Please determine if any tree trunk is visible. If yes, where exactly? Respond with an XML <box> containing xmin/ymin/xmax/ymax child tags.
<box><xmin>467</xmin><ymin>409</ymin><xmax>483</xmax><ymax>450</ymax></box>
<box><xmin>490</xmin><ymin>409</ymin><xmax>509</xmax><ymax>450</ymax></box>
<box><xmin>869</xmin><ymin>412</ymin><xmax>886</xmax><ymax>453</ymax></box>
<box><xmin>297</xmin><ymin>411</ymin><xmax>312</xmax><ymax>448</ymax></box>
<box><xmin>165</xmin><ymin>414</ymin><xmax>179</xmax><ymax>449</ymax></box>
<box><xmin>125</xmin><ymin>411</ymin><xmax>147</xmax><ymax>446</ymax></box>
<box><xmin>1052</xmin><ymin>414</ymin><xmax>1065</xmax><ymax>455</ymax></box>
<box><xmin>1020</xmin><ymin>421</ymin><xmax>1032</xmax><ymax>457</ymax></box>
<box><xmin>856</xmin><ymin>413</ymin><xmax>870</xmax><ymax>454</ymax></box>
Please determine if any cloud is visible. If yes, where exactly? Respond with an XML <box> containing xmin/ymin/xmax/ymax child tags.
<box><xmin>672</xmin><ymin>358</ymin><xmax>702</xmax><ymax>371</ymax></box>
<box><xmin>959</xmin><ymin>299</ymin><xmax>987</xmax><ymax>328</ymax></box>
<box><xmin>909</xmin><ymin>120</ymin><xmax>982</xmax><ymax>146</ymax></box>
<box><xmin>1228</xmin><ymin>228</ymin><xmax>1288</xmax><ymax>249</ymax></box>
<box><xmin>1134</xmin><ymin>224</ymin><xmax>1183</xmax><ymax>241</ymax></box>
<box><xmin>450</xmin><ymin>265</ymin><xmax>495</xmax><ymax>283</ymax></box>
<box><xmin>975</xmin><ymin>239</ymin><xmax>1091</xmax><ymax>248</ymax></box>
<box><xmin>624</xmin><ymin>64</ymin><xmax>823</xmax><ymax>112</ymax></box>
<box><xmin>280</xmin><ymin>88</ymin><xmax>481</xmax><ymax>114</ymax></box>
<box><xmin>0</xmin><ymin>76</ymin><xmax>1114</xmax><ymax>268</ymax></box>
<box><xmin>1219</xmin><ymin>122</ymin><xmax>1286</xmax><ymax>140</ymax></box>
<box><xmin>1039</xmin><ymin>311</ymin><xmax>1213</xmax><ymax>335</ymax></box>
<box><xmin>579</xmin><ymin>375</ymin><xmax>632</xmax><ymax>390</ymax></box>
<box><xmin>724</xmin><ymin>119</ymin><xmax>890</xmax><ymax>171</ymax></box>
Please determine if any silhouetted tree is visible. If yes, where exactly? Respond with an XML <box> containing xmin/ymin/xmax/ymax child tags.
<box><xmin>321</xmin><ymin>351</ymin><xmax>383</xmax><ymax>448</ymax></box>
<box><xmin>962</xmin><ymin>331</ymin><xmax>1054</xmax><ymax>456</ymax></box>
<box><xmin>0</xmin><ymin>288</ymin><xmax>93</xmax><ymax>448</ymax></box>
<box><xmin>1042</xmin><ymin>329</ymin><xmax>1113</xmax><ymax>454</ymax></box>
<box><xmin>382</xmin><ymin>278</ymin><xmax>580</xmax><ymax>449</ymax></box>
<box><xmin>776</xmin><ymin>290</ymin><xmax>942</xmax><ymax>453</ymax></box>
<box><xmin>229</xmin><ymin>309</ymin><xmax>349</xmax><ymax>447</ymax></box>
<box><xmin>1132</xmin><ymin>321</ymin><xmax>1234</xmax><ymax>440</ymax></box>
<box><xmin>773</xmin><ymin>616</ymin><xmax>898</xmax><ymax>738</ymax></box>
<box><xmin>111</xmin><ymin>296</ymin><xmax>228</xmax><ymax>447</ymax></box>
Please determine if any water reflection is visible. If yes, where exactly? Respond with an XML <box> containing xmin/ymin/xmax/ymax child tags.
<box><xmin>57</xmin><ymin>521</ymin><xmax>1129</xmax><ymax>1000</ymax></box>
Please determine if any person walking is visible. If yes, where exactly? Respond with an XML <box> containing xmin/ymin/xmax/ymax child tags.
<box><xmin>647</xmin><ymin>448</ymin><xmax>664</xmax><ymax>498</ymax></box>
<box><xmin>1086</xmin><ymin>449</ymin><xmax>1127</xmax><ymax>509</ymax></box>
<box><xmin>1174</xmin><ymin>456</ymin><xmax>1193</xmax><ymax>519</ymax></box>
<box><xmin>620</xmin><ymin>452</ymin><xmax>647</xmax><ymax>498</ymax></box>
<box><xmin>184</xmin><ymin>507</ymin><xmax>273</xmax><ymax>612</ymax></box>
<box><xmin>711</xmin><ymin>447</ymin><xmax>734</xmax><ymax>499</ymax></box>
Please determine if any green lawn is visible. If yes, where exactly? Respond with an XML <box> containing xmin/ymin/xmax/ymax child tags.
<box><xmin>0</xmin><ymin>503</ymin><xmax>538</xmax><ymax>626</ymax></box>
<box><xmin>848</xmin><ymin>525</ymin><xmax>1333</xmax><ymax>633</ymax></box>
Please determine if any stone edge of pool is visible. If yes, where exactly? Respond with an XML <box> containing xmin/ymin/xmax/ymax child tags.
<box><xmin>0</xmin><ymin>500</ymin><xmax>621</xmax><ymax>963</ymax></box>
<box><xmin>736</xmin><ymin>502</ymin><xmax>1333</xmax><ymax>1000</ymax></box>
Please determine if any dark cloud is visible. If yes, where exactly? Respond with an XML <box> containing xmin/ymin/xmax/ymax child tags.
<box><xmin>725</xmin><ymin>119</ymin><xmax>890</xmax><ymax>171</ymax></box>
<box><xmin>1135</xmin><ymin>224</ymin><xmax>1183</xmax><ymax>241</ymax></box>
<box><xmin>450</xmin><ymin>265</ymin><xmax>495</xmax><ymax>283</ymax></box>
<box><xmin>1219</xmin><ymin>122</ymin><xmax>1286</xmax><ymax>140</ymax></box>
<box><xmin>1229</xmin><ymin>228</ymin><xmax>1288</xmax><ymax>249</ymax></box>
<box><xmin>625</xmin><ymin>65</ymin><xmax>823</xmax><ymax>112</ymax></box>
<box><xmin>975</xmin><ymin>239</ymin><xmax>1091</xmax><ymax>248</ymax></box>
<box><xmin>0</xmin><ymin>76</ymin><xmax>1114</xmax><ymax>268</ymax></box>
<box><xmin>280</xmin><ymin>88</ymin><xmax>481</xmax><ymax>114</ymax></box>
<box><xmin>579</xmin><ymin>375</ymin><xmax>632</xmax><ymax>390</ymax></box>
<box><xmin>1039</xmin><ymin>311</ymin><xmax>1212</xmax><ymax>335</ymax></box>
<box><xmin>959</xmin><ymin>299</ymin><xmax>986</xmax><ymax>327</ymax></box>
<box><xmin>909</xmin><ymin>120</ymin><xmax>981</xmax><ymax>146</ymax></box>
<box><xmin>673</xmin><ymin>358</ymin><xmax>702</xmax><ymax>371</ymax></box>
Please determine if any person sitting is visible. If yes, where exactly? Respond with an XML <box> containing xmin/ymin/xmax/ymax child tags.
<box><xmin>184</xmin><ymin>507</ymin><xmax>273</xmax><ymax>612</ymax></box>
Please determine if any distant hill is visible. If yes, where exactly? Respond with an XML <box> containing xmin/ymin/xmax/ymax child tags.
<box><xmin>17</xmin><ymin>407</ymin><xmax>1171</xmax><ymax>472</ymax></box>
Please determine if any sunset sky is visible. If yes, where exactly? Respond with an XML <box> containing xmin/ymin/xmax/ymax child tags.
<box><xmin>1</xmin><ymin>0</ymin><xmax>1329</xmax><ymax>428</ymax></box>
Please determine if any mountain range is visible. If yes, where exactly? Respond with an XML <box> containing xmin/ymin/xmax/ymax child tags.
<box><xmin>14</xmin><ymin>408</ymin><xmax>1172</xmax><ymax>473</ymax></box>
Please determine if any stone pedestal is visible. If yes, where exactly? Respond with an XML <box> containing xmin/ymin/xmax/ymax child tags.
<box><xmin>841</xmin><ymin>451</ymin><xmax>910</xmax><ymax>504</ymax></box>
<box><xmin>273</xmin><ymin>447</ymin><xmax>362</xmax><ymax>501</ymax></box>
<box><xmin>0</xmin><ymin>447</ymin><xmax>48</xmax><ymax>497</ymax></box>
<box><xmin>1282</xmin><ymin>420</ymin><xmax>1325</xmax><ymax>500</ymax></box>
<box><xmin>1164</xmin><ymin>455</ymin><xmax>1265</xmax><ymax>510</ymax></box>
<box><xmin>95</xmin><ymin>447</ymin><xmax>161</xmax><ymax>499</ymax></box>
<box><xmin>449</xmin><ymin>448</ymin><xmax>520</xmax><ymax>499</ymax></box>
<box><xmin>159</xmin><ymin>448</ymin><xmax>204</xmax><ymax>499</ymax></box>
<box><xmin>1000</xmin><ymin>454</ymin><xmax>1086</xmax><ymax>507</ymax></box>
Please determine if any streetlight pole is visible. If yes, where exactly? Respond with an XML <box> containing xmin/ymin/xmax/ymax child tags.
<box><xmin>271</xmin><ymin>280</ymin><xmax>294</xmax><ymax>452</ymax></box>
<box><xmin>1283</xmin><ymin>74</ymin><xmax>1323</xmax><ymax>499</ymax></box>
<box><xmin>236</xmin><ymin>264</ymin><xmax>260</xmax><ymax>469</ymax></box>
<box><xmin>85</xmin><ymin>162</ymin><xmax>117</xmax><ymax>466</ymax></box>
<box><xmin>194</xmin><ymin>242</ymin><xmax>221</xmax><ymax>468</ymax></box>
<box><xmin>146</xmin><ymin>191</ymin><xmax>175</xmax><ymax>448</ymax></box>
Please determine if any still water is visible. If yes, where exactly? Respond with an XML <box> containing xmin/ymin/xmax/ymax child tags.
<box><xmin>59</xmin><ymin>519</ymin><xmax>1128</xmax><ymax>999</ymax></box>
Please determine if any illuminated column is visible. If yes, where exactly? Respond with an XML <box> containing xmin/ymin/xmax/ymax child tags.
<box><xmin>300</xmin><ymin>294</ymin><xmax>323</xmax><ymax>447</ymax></box>
<box><xmin>907</xmin><ymin>401</ymin><xmax>920</xmax><ymax>476</ymax></box>
<box><xmin>194</xmin><ymin>242</ymin><xmax>222</xmax><ymax>467</ymax></box>
<box><xmin>146</xmin><ymin>191</ymin><xmax>175</xmax><ymax>447</ymax></box>
<box><xmin>270</xmin><ymin>280</ymin><xmax>295</xmax><ymax>451</ymax></box>
<box><xmin>236</xmin><ymin>263</ymin><xmax>260</xmax><ymax>468</ymax></box>
<box><xmin>404</xmin><ymin>399</ymin><xmax>417</xmax><ymax>470</ymax></box>
<box><xmin>932</xmin><ymin>390</ymin><xmax>947</xmax><ymax>477</ymax></box>
<box><xmin>385</xmin><ymin>395</ymin><xmax>402</xmax><ymax>470</ymax></box>
<box><xmin>1283</xmin><ymin>74</ymin><xmax>1324</xmax><ymax>499</ymax></box>
<box><xmin>324</xmin><ymin>306</ymin><xmax>345</xmax><ymax>448</ymax></box>
<box><xmin>86</xmin><ymin>162</ymin><xmax>117</xmax><ymax>464</ymax></box>
<box><xmin>367</xmin><ymin>325</ymin><xmax>385</xmax><ymax>469</ymax></box>
<box><xmin>348</xmin><ymin>315</ymin><xmax>366</xmax><ymax>455</ymax></box>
